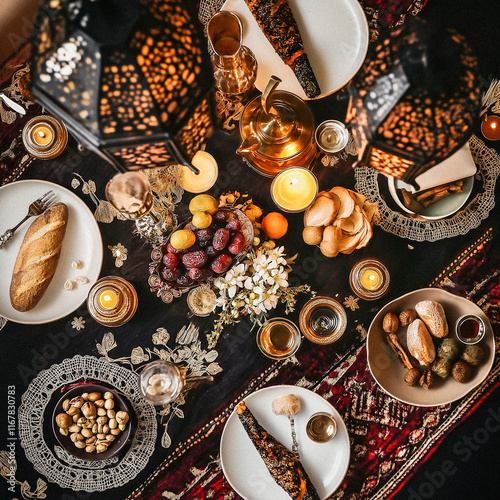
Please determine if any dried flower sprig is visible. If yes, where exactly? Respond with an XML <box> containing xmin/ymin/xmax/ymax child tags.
<box><xmin>207</xmin><ymin>243</ymin><xmax>314</xmax><ymax>347</ymax></box>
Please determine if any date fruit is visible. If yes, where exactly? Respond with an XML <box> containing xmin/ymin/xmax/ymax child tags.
<box><xmin>176</xmin><ymin>274</ymin><xmax>193</xmax><ymax>287</ymax></box>
<box><xmin>166</xmin><ymin>242</ymin><xmax>186</xmax><ymax>254</ymax></box>
<box><xmin>228</xmin><ymin>232</ymin><xmax>245</xmax><ymax>255</ymax></box>
<box><xmin>206</xmin><ymin>245</ymin><xmax>220</xmax><ymax>258</ymax></box>
<box><xmin>213</xmin><ymin>228</ymin><xmax>230</xmax><ymax>251</ymax></box>
<box><xmin>162</xmin><ymin>253</ymin><xmax>180</xmax><ymax>269</ymax></box>
<box><xmin>226</xmin><ymin>219</ymin><xmax>241</xmax><ymax>231</ymax></box>
<box><xmin>182</xmin><ymin>250</ymin><xmax>208</xmax><ymax>269</ymax></box>
<box><xmin>188</xmin><ymin>267</ymin><xmax>214</xmax><ymax>282</ymax></box>
<box><xmin>196</xmin><ymin>228</ymin><xmax>213</xmax><ymax>244</ymax></box>
<box><xmin>213</xmin><ymin>210</ymin><xmax>231</xmax><ymax>221</ymax></box>
<box><xmin>211</xmin><ymin>254</ymin><xmax>233</xmax><ymax>274</ymax></box>
<box><xmin>162</xmin><ymin>267</ymin><xmax>181</xmax><ymax>282</ymax></box>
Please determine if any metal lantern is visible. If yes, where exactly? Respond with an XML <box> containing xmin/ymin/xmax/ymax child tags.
<box><xmin>29</xmin><ymin>0</ymin><xmax>214</xmax><ymax>172</ymax></box>
<box><xmin>346</xmin><ymin>17</ymin><xmax>484</xmax><ymax>188</ymax></box>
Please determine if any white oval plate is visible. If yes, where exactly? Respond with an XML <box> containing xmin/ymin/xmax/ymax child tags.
<box><xmin>0</xmin><ymin>179</ymin><xmax>103</xmax><ymax>324</ymax></box>
<box><xmin>220</xmin><ymin>385</ymin><xmax>350</xmax><ymax>500</ymax></box>
<box><xmin>222</xmin><ymin>0</ymin><xmax>369</xmax><ymax>99</ymax></box>
<box><xmin>387</xmin><ymin>175</ymin><xmax>474</xmax><ymax>220</ymax></box>
<box><xmin>367</xmin><ymin>288</ymin><xmax>494</xmax><ymax>407</ymax></box>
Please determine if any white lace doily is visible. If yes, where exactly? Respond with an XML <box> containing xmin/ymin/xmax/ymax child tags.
<box><xmin>18</xmin><ymin>355</ymin><xmax>157</xmax><ymax>492</ymax></box>
<box><xmin>354</xmin><ymin>135</ymin><xmax>499</xmax><ymax>241</ymax></box>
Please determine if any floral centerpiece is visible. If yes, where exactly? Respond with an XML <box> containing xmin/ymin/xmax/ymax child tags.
<box><xmin>207</xmin><ymin>194</ymin><xmax>314</xmax><ymax>347</ymax></box>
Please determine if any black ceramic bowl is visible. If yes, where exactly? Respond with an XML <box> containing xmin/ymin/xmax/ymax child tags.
<box><xmin>52</xmin><ymin>383</ymin><xmax>133</xmax><ymax>461</ymax></box>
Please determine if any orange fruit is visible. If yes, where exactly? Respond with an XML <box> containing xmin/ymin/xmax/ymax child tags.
<box><xmin>261</xmin><ymin>212</ymin><xmax>288</xmax><ymax>239</ymax></box>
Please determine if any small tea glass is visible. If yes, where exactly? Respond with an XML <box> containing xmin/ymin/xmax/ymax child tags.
<box><xmin>256</xmin><ymin>318</ymin><xmax>302</xmax><ymax>360</ymax></box>
<box><xmin>138</xmin><ymin>359</ymin><xmax>214</xmax><ymax>406</ymax></box>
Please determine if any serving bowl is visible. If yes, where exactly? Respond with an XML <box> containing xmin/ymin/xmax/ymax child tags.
<box><xmin>149</xmin><ymin>208</ymin><xmax>254</xmax><ymax>302</ymax></box>
<box><xmin>52</xmin><ymin>383</ymin><xmax>133</xmax><ymax>461</ymax></box>
<box><xmin>366</xmin><ymin>288</ymin><xmax>494</xmax><ymax>406</ymax></box>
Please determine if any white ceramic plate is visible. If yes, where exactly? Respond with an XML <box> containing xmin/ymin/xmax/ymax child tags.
<box><xmin>367</xmin><ymin>288</ymin><xmax>495</xmax><ymax>407</ymax></box>
<box><xmin>387</xmin><ymin>175</ymin><xmax>475</xmax><ymax>220</ymax></box>
<box><xmin>220</xmin><ymin>385</ymin><xmax>350</xmax><ymax>500</ymax></box>
<box><xmin>0</xmin><ymin>180</ymin><xmax>103</xmax><ymax>324</ymax></box>
<box><xmin>222</xmin><ymin>0</ymin><xmax>369</xmax><ymax>99</ymax></box>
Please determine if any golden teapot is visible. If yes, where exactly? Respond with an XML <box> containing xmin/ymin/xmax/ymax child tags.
<box><xmin>237</xmin><ymin>76</ymin><xmax>317</xmax><ymax>177</ymax></box>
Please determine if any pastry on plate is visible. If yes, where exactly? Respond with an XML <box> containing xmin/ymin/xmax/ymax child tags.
<box><xmin>236</xmin><ymin>401</ymin><xmax>320</xmax><ymax>500</ymax></box>
<box><xmin>243</xmin><ymin>0</ymin><xmax>321</xmax><ymax>98</ymax></box>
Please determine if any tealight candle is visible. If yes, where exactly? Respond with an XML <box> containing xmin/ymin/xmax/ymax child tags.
<box><xmin>178</xmin><ymin>150</ymin><xmax>218</xmax><ymax>193</ymax></box>
<box><xmin>87</xmin><ymin>277</ymin><xmax>138</xmax><ymax>327</ymax></box>
<box><xmin>349</xmin><ymin>258</ymin><xmax>390</xmax><ymax>300</ymax></box>
<box><xmin>22</xmin><ymin>115</ymin><xmax>68</xmax><ymax>159</ymax></box>
<box><xmin>360</xmin><ymin>268</ymin><xmax>382</xmax><ymax>290</ymax></box>
<box><xmin>480</xmin><ymin>114</ymin><xmax>500</xmax><ymax>141</ymax></box>
<box><xmin>97</xmin><ymin>289</ymin><xmax>119</xmax><ymax>310</ymax></box>
<box><xmin>31</xmin><ymin>124</ymin><xmax>54</xmax><ymax>147</ymax></box>
<box><xmin>270</xmin><ymin>167</ymin><xmax>318</xmax><ymax>213</ymax></box>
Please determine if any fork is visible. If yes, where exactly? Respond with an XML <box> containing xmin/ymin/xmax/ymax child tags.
<box><xmin>0</xmin><ymin>190</ymin><xmax>57</xmax><ymax>249</ymax></box>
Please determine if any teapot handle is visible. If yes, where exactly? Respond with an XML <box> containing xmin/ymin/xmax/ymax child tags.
<box><xmin>261</xmin><ymin>75</ymin><xmax>282</xmax><ymax>115</ymax></box>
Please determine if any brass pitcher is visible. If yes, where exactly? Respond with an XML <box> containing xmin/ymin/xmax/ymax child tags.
<box><xmin>237</xmin><ymin>76</ymin><xmax>317</xmax><ymax>177</ymax></box>
<box><xmin>207</xmin><ymin>11</ymin><xmax>257</xmax><ymax>99</ymax></box>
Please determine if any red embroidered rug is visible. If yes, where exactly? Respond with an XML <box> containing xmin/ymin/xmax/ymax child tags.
<box><xmin>127</xmin><ymin>228</ymin><xmax>500</xmax><ymax>499</ymax></box>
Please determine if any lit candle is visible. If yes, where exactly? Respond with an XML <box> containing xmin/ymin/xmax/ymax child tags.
<box><xmin>97</xmin><ymin>289</ymin><xmax>119</xmax><ymax>310</ymax></box>
<box><xmin>349</xmin><ymin>258</ymin><xmax>390</xmax><ymax>301</ymax></box>
<box><xmin>271</xmin><ymin>167</ymin><xmax>318</xmax><ymax>213</ymax></box>
<box><xmin>31</xmin><ymin>124</ymin><xmax>55</xmax><ymax>146</ymax></box>
<box><xmin>481</xmin><ymin>114</ymin><xmax>500</xmax><ymax>141</ymax></box>
<box><xmin>178</xmin><ymin>150</ymin><xmax>218</xmax><ymax>193</ymax></box>
<box><xmin>360</xmin><ymin>268</ymin><xmax>382</xmax><ymax>290</ymax></box>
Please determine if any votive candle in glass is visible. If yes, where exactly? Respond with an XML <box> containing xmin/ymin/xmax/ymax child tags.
<box><xmin>270</xmin><ymin>167</ymin><xmax>318</xmax><ymax>213</ymax></box>
<box><xmin>480</xmin><ymin>114</ymin><xmax>500</xmax><ymax>141</ymax></box>
<box><xmin>178</xmin><ymin>150</ymin><xmax>218</xmax><ymax>193</ymax></box>
<box><xmin>22</xmin><ymin>115</ymin><xmax>68</xmax><ymax>159</ymax></box>
<box><xmin>349</xmin><ymin>258</ymin><xmax>390</xmax><ymax>300</ymax></box>
<box><xmin>87</xmin><ymin>276</ymin><xmax>138</xmax><ymax>327</ymax></box>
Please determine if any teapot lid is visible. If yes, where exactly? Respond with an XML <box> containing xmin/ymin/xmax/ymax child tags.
<box><xmin>239</xmin><ymin>76</ymin><xmax>315</xmax><ymax>161</ymax></box>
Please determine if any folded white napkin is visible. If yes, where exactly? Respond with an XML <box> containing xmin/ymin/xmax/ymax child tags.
<box><xmin>397</xmin><ymin>143</ymin><xmax>477</xmax><ymax>193</ymax></box>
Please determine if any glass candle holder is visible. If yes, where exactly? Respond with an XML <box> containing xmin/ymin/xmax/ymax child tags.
<box><xmin>256</xmin><ymin>318</ymin><xmax>302</xmax><ymax>360</ymax></box>
<box><xmin>349</xmin><ymin>258</ymin><xmax>390</xmax><ymax>300</ymax></box>
<box><xmin>480</xmin><ymin>114</ymin><xmax>500</xmax><ymax>141</ymax></box>
<box><xmin>22</xmin><ymin>115</ymin><xmax>68</xmax><ymax>159</ymax></box>
<box><xmin>299</xmin><ymin>296</ymin><xmax>347</xmax><ymax>344</ymax></box>
<box><xmin>315</xmin><ymin>120</ymin><xmax>349</xmax><ymax>154</ymax></box>
<box><xmin>87</xmin><ymin>276</ymin><xmax>138</xmax><ymax>327</ymax></box>
<box><xmin>270</xmin><ymin>167</ymin><xmax>318</xmax><ymax>213</ymax></box>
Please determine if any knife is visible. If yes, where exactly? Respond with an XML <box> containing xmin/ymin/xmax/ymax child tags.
<box><xmin>0</xmin><ymin>93</ymin><xmax>26</xmax><ymax>115</ymax></box>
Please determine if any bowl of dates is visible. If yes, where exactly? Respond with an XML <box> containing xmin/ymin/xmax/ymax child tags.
<box><xmin>149</xmin><ymin>209</ymin><xmax>254</xmax><ymax>300</ymax></box>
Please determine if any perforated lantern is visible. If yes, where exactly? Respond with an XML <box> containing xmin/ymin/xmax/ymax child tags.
<box><xmin>346</xmin><ymin>17</ymin><xmax>483</xmax><ymax>188</ymax></box>
<box><xmin>29</xmin><ymin>0</ymin><xmax>214</xmax><ymax>171</ymax></box>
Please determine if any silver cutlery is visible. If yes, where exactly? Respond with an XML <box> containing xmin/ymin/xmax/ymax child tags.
<box><xmin>0</xmin><ymin>190</ymin><xmax>57</xmax><ymax>249</ymax></box>
<box><xmin>0</xmin><ymin>93</ymin><xmax>26</xmax><ymax>116</ymax></box>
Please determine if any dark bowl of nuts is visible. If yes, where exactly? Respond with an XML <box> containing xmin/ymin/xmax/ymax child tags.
<box><xmin>148</xmin><ymin>208</ymin><xmax>254</xmax><ymax>302</ymax></box>
<box><xmin>52</xmin><ymin>383</ymin><xmax>133</xmax><ymax>461</ymax></box>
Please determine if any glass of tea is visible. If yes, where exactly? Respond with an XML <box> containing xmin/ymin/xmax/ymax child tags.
<box><xmin>256</xmin><ymin>318</ymin><xmax>302</xmax><ymax>360</ymax></box>
<box><xmin>455</xmin><ymin>314</ymin><xmax>486</xmax><ymax>345</ymax></box>
<box><xmin>299</xmin><ymin>296</ymin><xmax>347</xmax><ymax>345</ymax></box>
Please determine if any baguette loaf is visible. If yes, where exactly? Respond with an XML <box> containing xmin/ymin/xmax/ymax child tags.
<box><xmin>407</xmin><ymin>319</ymin><xmax>436</xmax><ymax>366</ymax></box>
<box><xmin>415</xmin><ymin>300</ymin><xmax>449</xmax><ymax>338</ymax></box>
<box><xmin>10</xmin><ymin>202</ymin><xmax>68</xmax><ymax>311</ymax></box>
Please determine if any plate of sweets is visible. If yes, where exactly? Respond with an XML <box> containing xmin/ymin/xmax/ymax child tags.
<box><xmin>149</xmin><ymin>195</ymin><xmax>254</xmax><ymax>302</ymax></box>
<box><xmin>367</xmin><ymin>288</ymin><xmax>494</xmax><ymax>407</ymax></box>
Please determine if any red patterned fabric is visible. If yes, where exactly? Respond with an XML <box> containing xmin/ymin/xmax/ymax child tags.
<box><xmin>128</xmin><ymin>229</ymin><xmax>500</xmax><ymax>499</ymax></box>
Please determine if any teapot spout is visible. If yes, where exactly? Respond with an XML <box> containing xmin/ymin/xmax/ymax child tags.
<box><xmin>237</xmin><ymin>135</ymin><xmax>260</xmax><ymax>158</ymax></box>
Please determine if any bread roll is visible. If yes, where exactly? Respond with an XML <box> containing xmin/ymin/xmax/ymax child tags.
<box><xmin>407</xmin><ymin>319</ymin><xmax>436</xmax><ymax>366</ymax></box>
<box><xmin>10</xmin><ymin>202</ymin><xmax>68</xmax><ymax>311</ymax></box>
<box><xmin>415</xmin><ymin>300</ymin><xmax>448</xmax><ymax>338</ymax></box>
